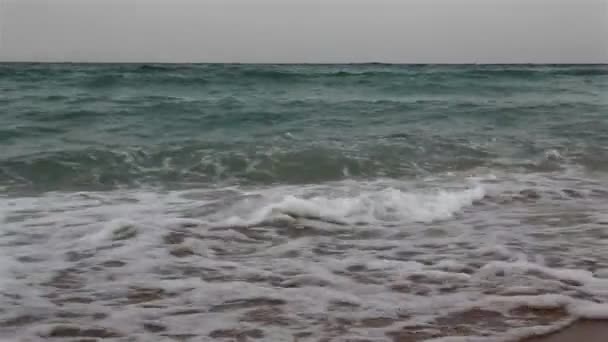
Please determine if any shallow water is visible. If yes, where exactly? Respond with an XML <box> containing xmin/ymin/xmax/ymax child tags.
<box><xmin>1</xmin><ymin>64</ymin><xmax>607</xmax><ymax>341</ymax></box>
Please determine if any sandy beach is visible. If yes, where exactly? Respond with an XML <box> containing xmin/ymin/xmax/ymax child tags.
<box><xmin>522</xmin><ymin>320</ymin><xmax>608</xmax><ymax>342</ymax></box>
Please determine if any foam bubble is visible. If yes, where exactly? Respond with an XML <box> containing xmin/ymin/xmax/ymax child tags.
<box><xmin>544</xmin><ymin>149</ymin><xmax>563</xmax><ymax>161</ymax></box>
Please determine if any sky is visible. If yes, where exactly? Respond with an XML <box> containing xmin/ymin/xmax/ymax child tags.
<box><xmin>0</xmin><ymin>0</ymin><xmax>607</xmax><ymax>63</ymax></box>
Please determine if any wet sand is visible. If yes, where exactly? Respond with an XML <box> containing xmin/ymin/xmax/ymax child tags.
<box><xmin>522</xmin><ymin>320</ymin><xmax>608</xmax><ymax>342</ymax></box>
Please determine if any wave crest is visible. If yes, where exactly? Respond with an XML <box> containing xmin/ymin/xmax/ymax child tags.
<box><xmin>217</xmin><ymin>185</ymin><xmax>486</xmax><ymax>227</ymax></box>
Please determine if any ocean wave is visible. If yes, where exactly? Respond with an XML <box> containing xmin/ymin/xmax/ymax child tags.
<box><xmin>2</xmin><ymin>143</ymin><xmax>606</xmax><ymax>192</ymax></box>
<box><xmin>214</xmin><ymin>185</ymin><xmax>486</xmax><ymax>227</ymax></box>
<box><xmin>2</xmin><ymin>62</ymin><xmax>607</xmax><ymax>194</ymax></box>
<box><xmin>80</xmin><ymin>73</ymin><xmax>210</xmax><ymax>89</ymax></box>
<box><xmin>2</xmin><ymin>63</ymin><xmax>606</xmax><ymax>85</ymax></box>
<box><xmin>0</xmin><ymin>146</ymin><xmax>399</xmax><ymax>191</ymax></box>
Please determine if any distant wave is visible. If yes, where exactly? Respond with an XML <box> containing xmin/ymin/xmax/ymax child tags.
<box><xmin>2</xmin><ymin>64</ymin><xmax>606</xmax><ymax>90</ymax></box>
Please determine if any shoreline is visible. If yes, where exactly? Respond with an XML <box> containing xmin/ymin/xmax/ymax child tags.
<box><xmin>521</xmin><ymin>320</ymin><xmax>608</xmax><ymax>342</ymax></box>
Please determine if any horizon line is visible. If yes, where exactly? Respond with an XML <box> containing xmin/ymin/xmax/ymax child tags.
<box><xmin>1</xmin><ymin>61</ymin><xmax>607</xmax><ymax>66</ymax></box>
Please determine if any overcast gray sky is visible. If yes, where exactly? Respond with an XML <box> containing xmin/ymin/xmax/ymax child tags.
<box><xmin>1</xmin><ymin>0</ymin><xmax>607</xmax><ymax>63</ymax></box>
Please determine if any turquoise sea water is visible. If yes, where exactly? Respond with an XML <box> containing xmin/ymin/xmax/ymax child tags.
<box><xmin>1</xmin><ymin>64</ymin><xmax>607</xmax><ymax>192</ymax></box>
<box><xmin>1</xmin><ymin>64</ymin><xmax>608</xmax><ymax>341</ymax></box>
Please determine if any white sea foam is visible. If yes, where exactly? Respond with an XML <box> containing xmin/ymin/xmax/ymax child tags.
<box><xmin>0</xmin><ymin>175</ymin><xmax>607</xmax><ymax>341</ymax></box>
<box><xmin>216</xmin><ymin>184</ymin><xmax>486</xmax><ymax>227</ymax></box>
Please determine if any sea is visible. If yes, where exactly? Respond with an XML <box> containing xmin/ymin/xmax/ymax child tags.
<box><xmin>1</xmin><ymin>63</ymin><xmax>607</xmax><ymax>341</ymax></box>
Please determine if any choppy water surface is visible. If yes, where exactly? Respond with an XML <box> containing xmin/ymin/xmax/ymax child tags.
<box><xmin>1</xmin><ymin>64</ymin><xmax>607</xmax><ymax>341</ymax></box>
